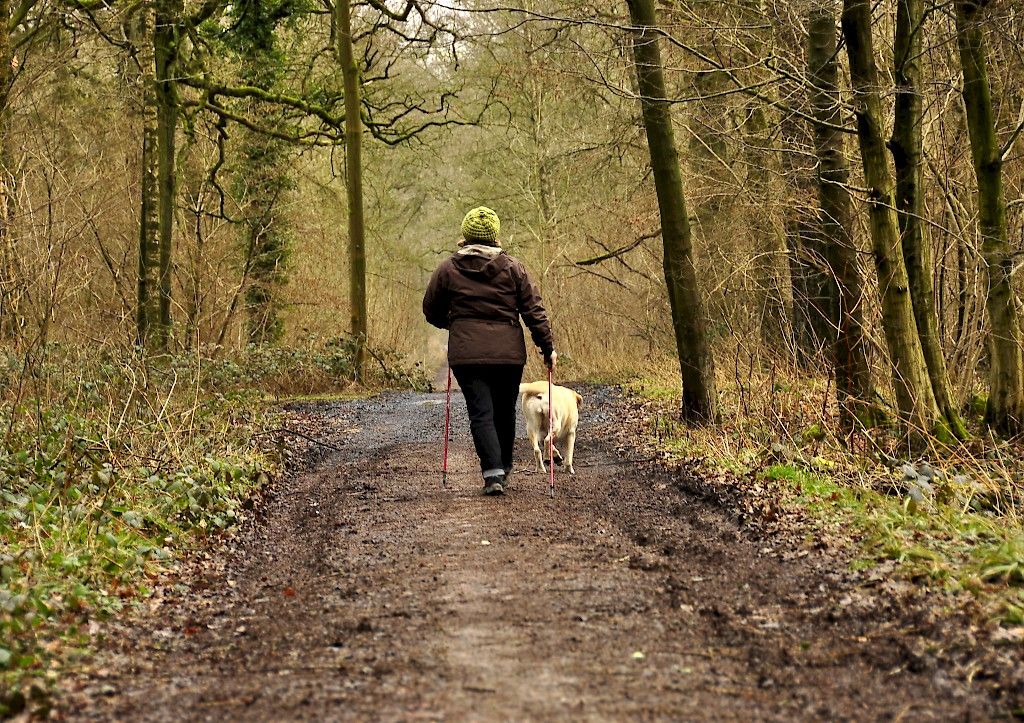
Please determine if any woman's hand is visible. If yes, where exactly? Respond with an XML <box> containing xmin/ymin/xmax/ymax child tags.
<box><xmin>544</xmin><ymin>350</ymin><xmax>558</xmax><ymax>369</ymax></box>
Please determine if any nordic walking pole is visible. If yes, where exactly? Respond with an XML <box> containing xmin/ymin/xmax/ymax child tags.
<box><xmin>547</xmin><ymin>363</ymin><xmax>555</xmax><ymax>498</ymax></box>
<box><xmin>442</xmin><ymin>367</ymin><xmax>452</xmax><ymax>488</ymax></box>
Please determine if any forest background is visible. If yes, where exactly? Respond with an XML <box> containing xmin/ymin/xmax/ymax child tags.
<box><xmin>3</xmin><ymin>0</ymin><xmax>1024</xmax><ymax>712</ymax></box>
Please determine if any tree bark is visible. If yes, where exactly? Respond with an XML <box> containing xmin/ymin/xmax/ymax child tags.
<box><xmin>134</xmin><ymin>8</ymin><xmax>160</xmax><ymax>348</ymax></box>
<box><xmin>745</xmin><ymin>103</ymin><xmax>793</xmax><ymax>356</ymax></box>
<box><xmin>627</xmin><ymin>0</ymin><xmax>718</xmax><ymax>423</ymax></box>
<box><xmin>841</xmin><ymin>0</ymin><xmax>944</xmax><ymax>440</ymax></box>
<box><xmin>0</xmin><ymin>0</ymin><xmax>21</xmax><ymax>343</ymax></box>
<box><xmin>236</xmin><ymin>0</ymin><xmax>290</xmax><ymax>346</ymax></box>
<box><xmin>336</xmin><ymin>0</ymin><xmax>368</xmax><ymax>380</ymax></box>
<box><xmin>955</xmin><ymin>0</ymin><xmax>1024</xmax><ymax>434</ymax></box>
<box><xmin>778</xmin><ymin>114</ymin><xmax>833</xmax><ymax>366</ymax></box>
<box><xmin>154</xmin><ymin>0</ymin><xmax>179</xmax><ymax>350</ymax></box>
<box><xmin>807</xmin><ymin>1</ymin><xmax>876</xmax><ymax>426</ymax></box>
<box><xmin>743</xmin><ymin>1</ymin><xmax>792</xmax><ymax>355</ymax></box>
<box><xmin>771</xmin><ymin>6</ymin><xmax>833</xmax><ymax>366</ymax></box>
<box><xmin>891</xmin><ymin>0</ymin><xmax>966</xmax><ymax>438</ymax></box>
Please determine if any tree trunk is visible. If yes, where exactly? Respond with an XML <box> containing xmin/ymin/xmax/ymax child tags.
<box><xmin>742</xmin><ymin>1</ymin><xmax>792</xmax><ymax>355</ymax></box>
<box><xmin>626</xmin><ymin>0</ymin><xmax>718</xmax><ymax>423</ymax></box>
<box><xmin>955</xmin><ymin>0</ymin><xmax>1024</xmax><ymax>434</ymax></box>
<box><xmin>807</xmin><ymin>1</ymin><xmax>877</xmax><ymax>426</ymax></box>
<box><xmin>236</xmin><ymin>0</ymin><xmax>290</xmax><ymax>346</ymax></box>
<box><xmin>134</xmin><ymin>8</ymin><xmax>160</xmax><ymax>348</ymax></box>
<box><xmin>771</xmin><ymin>4</ymin><xmax>833</xmax><ymax>367</ymax></box>
<box><xmin>891</xmin><ymin>0</ymin><xmax>966</xmax><ymax>438</ymax></box>
<box><xmin>778</xmin><ymin>114</ymin><xmax>832</xmax><ymax>366</ymax></box>
<box><xmin>154</xmin><ymin>0</ymin><xmax>179</xmax><ymax>351</ymax></box>
<box><xmin>0</xmin><ymin>0</ymin><xmax>21</xmax><ymax>344</ymax></box>
<box><xmin>841</xmin><ymin>0</ymin><xmax>944</xmax><ymax>440</ymax></box>
<box><xmin>336</xmin><ymin>0</ymin><xmax>368</xmax><ymax>380</ymax></box>
<box><xmin>744</xmin><ymin>103</ymin><xmax>793</xmax><ymax>356</ymax></box>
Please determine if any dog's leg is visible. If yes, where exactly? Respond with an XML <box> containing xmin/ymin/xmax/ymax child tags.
<box><xmin>551</xmin><ymin>440</ymin><xmax>564</xmax><ymax>466</ymax></box>
<box><xmin>565</xmin><ymin>429</ymin><xmax>577</xmax><ymax>475</ymax></box>
<box><xmin>529</xmin><ymin>429</ymin><xmax>546</xmax><ymax>473</ymax></box>
<box><xmin>544</xmin><ymin>427</ymin><xmax>564</xmax><ymax>468</ymax></box>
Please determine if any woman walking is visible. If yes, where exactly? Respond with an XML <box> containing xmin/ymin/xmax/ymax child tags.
<box><xmin>423</xmin><ymin>207</ymin><xmax>556</xmax><ymax>496</ymax></box>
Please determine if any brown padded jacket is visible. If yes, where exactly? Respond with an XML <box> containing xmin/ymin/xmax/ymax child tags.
<box><xmin>422</xmin><ymin>246</ymin><xmax>554</xmax><ymax>366</ymax></box>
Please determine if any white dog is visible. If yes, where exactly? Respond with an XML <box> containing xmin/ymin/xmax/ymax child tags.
<box><xmin>519</xmin><ymin>381</ymin><xmax>582</xmax><ymax>474</ymax></box>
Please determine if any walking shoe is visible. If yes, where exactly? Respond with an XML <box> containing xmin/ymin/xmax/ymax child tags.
<box><xmin>483</xmin><ymin>475</ymin><xmax>505</xmax><ymax>496</ymax></box>
<box><xmin>502</xmin><ymin>470</ymin><xmax>512</xmax><ymax>491</ymax></box>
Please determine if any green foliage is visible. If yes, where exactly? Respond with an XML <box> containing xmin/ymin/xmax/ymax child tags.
<box><xmin>0</xmin><ymin>349</ymin><xmax>276</xmax><ymax>711</ymax></box>
<box><xmin>761</xmin><ymin>464</ymin><xmax>1024</xmax><ymax>623</ymax></box>
<box><xmin>977</xmin><ymin>537</ymin><xmax>1024</xmax><ymax>585</ymax></box>
<box><xmin>0</xmin><ymin>339</ymin><xmax>427</xmax><ymax>710</ymax></box>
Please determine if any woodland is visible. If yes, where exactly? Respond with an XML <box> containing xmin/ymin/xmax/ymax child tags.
<box><xmin>2</xmin><ymin>0</ymin><xmax>1024</xmax><ymax>714</ymax></box>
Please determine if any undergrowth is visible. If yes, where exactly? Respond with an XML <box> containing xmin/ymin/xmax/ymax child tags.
<box><xmin>0</xmin><ymin>338</ymin><xmax>427</xmax><ymax>715</ymax></box>
<box><xmin>762</xmin><ymin>464</ymin><xmax>1024</xmax><ymax>618</ymax></box>
<box><xmin>620</xmin><ymin>357</ymin><xmax>1024</xmax><ymax>629</ymax></box>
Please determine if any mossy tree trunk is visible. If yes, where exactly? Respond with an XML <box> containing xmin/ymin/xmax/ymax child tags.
<box><xmin>232</xmin><ymin>0</ymin><xmax>291</xmax><ymax>346</ymax></box>
<box><xmin>841</xmin><ymin>0</ymin><xmax>944</xmax><ymax>440</ymax></box>
<box><xmin>133</xmin><ymin>7</ymin><xmax>160</xmax><ymax>348</ymax></box>
<box><xmin>627</xmin><ymin>0</ymin><xmax>718</xmax><ymax>423</ymax></box>
<box><xmin>891</xmin><ymin>0</ymin><xmax>966</xmax><ymax>438</ymax></box>
<box><xmin>335</xmin><ymin>0</ymin><xmax>368</xmax><ymax>380</ymax></box>
<box><xmin>154</xmin><ymin>0</ymin><xmax>180</xmax><ymax>350</ymax></box>
<box><xmin>955</xmin><ymin>0</ymin><xmax>1024</xmax><ymax>435</ymax></box>
<box><xmin>807</xmin><ymin>1</ymin><xmax>876</xmax><ymax>427</ymax></box>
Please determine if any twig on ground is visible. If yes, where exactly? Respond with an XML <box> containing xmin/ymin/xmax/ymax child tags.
<box><xmin>254</xmin><ymin>427</ymin><xmax>345</xmax><ymax>452</ymax></box>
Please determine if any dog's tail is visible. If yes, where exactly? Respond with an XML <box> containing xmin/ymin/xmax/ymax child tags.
<box><xmin>519</xmin><ymin>381</ymin><xmax>548</xmax><ymax>399</ymax></box>
<box><xmin>575</xmin><ymin>392</ymin><xmax>583</xmax><ymax>407</ymax></box>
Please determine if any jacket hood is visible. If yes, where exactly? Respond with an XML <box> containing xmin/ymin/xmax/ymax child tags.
<box><xmin>452</xmin><ymin>245</ymin><xmax>510</xmax><ymax>280</ymax></box>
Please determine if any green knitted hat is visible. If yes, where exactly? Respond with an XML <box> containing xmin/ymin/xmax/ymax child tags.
<box><xmin>461</xmin><ymin>206</ymin><xmax>500</xmax><ymax>243</ymax></box>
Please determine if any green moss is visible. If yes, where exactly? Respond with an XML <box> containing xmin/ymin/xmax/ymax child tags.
<box><xmin>626</xmin><ymin>378</ymin><xmax>680</xmax><ymax>401</ymax></box>
<box><xmin>761</xmin><ymin>465</ymin><xmax>1024</xmax><ymax>622</ymax></box>
<box><xmin>802</xmin><ymin>423</ymin><xmax>826</xmax><ymax>443</ymax></box>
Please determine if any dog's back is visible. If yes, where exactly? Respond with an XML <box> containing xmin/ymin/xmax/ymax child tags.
<box><xmin>519</xmin><ymin>382</ymin><xmax>582</xmax><ymax>427</ymax></box>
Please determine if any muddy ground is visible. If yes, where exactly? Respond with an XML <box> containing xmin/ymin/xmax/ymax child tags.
<box><xmin>57</xmin><ymin>386</ymin><xmax>1020</xmax><ymax>721</ymax></box>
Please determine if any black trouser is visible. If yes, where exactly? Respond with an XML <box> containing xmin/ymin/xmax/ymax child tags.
<box><xmin>451</xmin><ymin>364</ymin><xmax>523</xmax><ymax>479</ymax></box>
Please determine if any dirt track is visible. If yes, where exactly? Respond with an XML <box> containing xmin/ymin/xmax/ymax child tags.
<box><xmin>59</xmin><ymin>387</ymin><xmax>1009</xmax><ymax>721</ymax></box>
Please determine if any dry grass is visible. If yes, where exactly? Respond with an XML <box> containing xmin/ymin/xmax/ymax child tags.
<box><xmin>616</xmin><ymin>346</ymin><xmax>1024</xmax><ymax>625</ymax></box>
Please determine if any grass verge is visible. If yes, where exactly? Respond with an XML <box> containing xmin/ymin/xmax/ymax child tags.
<box><xmin>617</xmin><ymin>362</ymin><xmax>1024</xmax><ymax>633</ymax></box>
<box><xmin>0</xmin><ymin>338</ymin><xmax>427</xmax><ymax>716</ymax></box>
